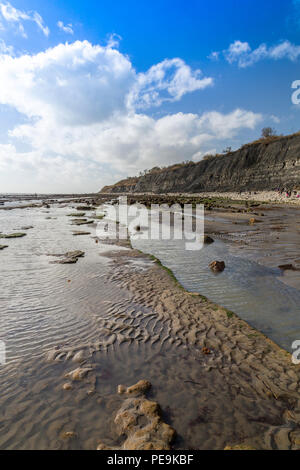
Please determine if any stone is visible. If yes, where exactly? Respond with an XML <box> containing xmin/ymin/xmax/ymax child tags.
<box><xmin>117</xmin><ymin>384</ymin><xmax>126</xmax><ymax>395</ymax></box>
<box><xmin>202</xmin><ymin>347</ymin><xmax>211</xmax><ymax>355</ymax></box>
<box><xmin>68</xmin><ymin>213</ymin><xmax>86</xmax><ymax>217</ymax></box>
<box><xmin>204</xmin><ymin>235</ymin><xmax>214</xmax><ymax>244</ymax></box>
<box><xmin>49</xmin><ymin>250</ymin><xmax>85</xmax><ymax>264</ymax></box>
<box><xmin>63</xmin><ymin>382</ymin><xmax>73</xmax><ymax>391</ymax></box>
<box><xmin>97</xmin><ymin>380</ymin><xmax>176</xmax><ymax>451</ymax></box>
<box><xmin>71</xmin><ymin>219</ymin><xmax>94</xmax><ymax>226</ymax></box>
<box><xmin>76</xmin><ymin>206</ymin><xmax>96</xmax><ymax>211</ymax></box>
<box><xmin>0</xmin><ymin>245</ymin><xmax>8</xmax><ymax>250</ymax></box>
<box><xmin>72</xmin><ymin>231</ymin><xmax>91</xmax><ymax>236</ymax></box>
<box><xmin>209</xmin><ymin>260</ymin><xmax>225</xmax><ymax>272</ymax></box>
<box><xmin>65</xmin><ymin>367</ymin><xmax>93</xmax><ymax>381</ymax></box>
<box><xmin>125</xmin><ymin>380</ymin><xmax>151</xmax><ymax>395</ymax></box>
<box><xmin>224</xmin><ymin>444</ymin><xmax>256</xmax><ymax>450</ymax></box>
<box><xmin>62</xmin><ymin>432</ymin><xmax>77</xmax><ymax>439</ymax></box>
<box><xmin>72</xmin><ymin>350</ymin><xmax>84</xmax><ymax>363</ymax></box>
<box><xmin>278</xmin><ymin>264</ymin><xmax>296</xmax><ymax>271</ymax></box>
<box><xmin>0</xmin><ymin>232</ymin><xmax>26</xmax><ymax>239</ymax></box>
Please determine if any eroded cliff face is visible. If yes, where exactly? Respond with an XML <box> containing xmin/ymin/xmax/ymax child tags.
<box><xmin>101</xmin><ymin>134</ymin><xmax>300</xmax><ymax>193</ymax></box>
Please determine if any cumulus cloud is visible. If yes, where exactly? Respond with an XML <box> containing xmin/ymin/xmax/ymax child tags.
<box><xmin>0</xmin><ymin>40</ymin><xmax>135</xmax><ymax>125</ymax></box>
<box><xmin>0</xmin><ymin>1</ymin><xmax>49</xmax><ymax>37</ymax></box>
<box><xmin>211</xmin><ymin>39</ymin><xmax>300</xmax><ymax>67</ymax></box>
<box><xmin>0</xmin><ymin>40</ymin><xmax>262</xmax><ymax>191</ymax></box>
<box><xmin>57</xmin><ymin>20</ymin><xmax>74</xmax><ymax>35</ymax></box>
<box><xmin>130</xmin><ymin>58</ymin><xmax>213</xmax><ymax>108</ymax></box>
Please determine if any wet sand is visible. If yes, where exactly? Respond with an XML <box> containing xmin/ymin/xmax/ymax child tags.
<box><xmin>97</xmin><ymin>246</ymin><xmax>300</xmax><ymax>450</ymax></box>
<box><xmin>204</xmin><ymin>204</ymin><xmax>300</xmax><ymax>290</ymax></box>
<box><xmin>2</xmin><ymin>241</ymin><xmax>300</xmax><ymax>450</ymax></box>
<box><xmin>1</xmin><ymin>196</ymin><xmax>300</xmax><ymax>449</ymax></box>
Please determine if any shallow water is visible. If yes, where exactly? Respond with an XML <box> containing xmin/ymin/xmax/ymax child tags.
<box><xmin>132</xmin><ymin>232</ymin><xmax>300</xmax><ymax>353</ymax></box>
<box><xmin>0</xmin><ymin>204</ymin><xmax>112</xmax><ymax>365</ymax></box>
<box><xmin>0</xmin><ymin>202</ymin><xmax>299</xmax><ymax>449</ymax></box>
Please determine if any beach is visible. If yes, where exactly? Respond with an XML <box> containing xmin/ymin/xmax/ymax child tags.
<box><xmin>0</xmin><ymin>193</ymin><xmax>300</xmax><ymax>450</ymax></box>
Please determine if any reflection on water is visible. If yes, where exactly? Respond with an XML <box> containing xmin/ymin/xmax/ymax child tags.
<box><xmin>0</xmin><ymin>204</ymin><xmax>110</xmax><ymax>364</ymax></box>
<box><xmin>132</xmin><ymin>233</ymin><xmax>300</xmax><ymax>352</ymax></box>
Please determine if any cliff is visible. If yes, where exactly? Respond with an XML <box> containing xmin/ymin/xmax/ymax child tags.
<box><xmin>101</xmin><ymin>133</ymin><xmax>300</xmax><ymax>194</ymax></box>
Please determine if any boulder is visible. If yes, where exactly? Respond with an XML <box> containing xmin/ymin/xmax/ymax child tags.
<box><xmin>209</xmin><ymin>260</ymin><xmax>225</xmax><ymax>272</ymax></box>
<box><xmin>204</xmin><ymin>235</ymin><xmax>214</xmax><ymax>244</ymax></box>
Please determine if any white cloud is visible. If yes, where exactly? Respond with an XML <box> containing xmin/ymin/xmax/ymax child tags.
<box><xmin>130</xmin><ymin>58</ymin><xmax>213</xmax><ymax>109</ymax></box>
<box><xmin>211</xmin><ymin>39</ymin><xmax>300</xmax><ymax>67</ymax></box>
<box><xmin>208</xmin><ymin>51</ymin><xmax>219</xmax><ymax>61</ymax></box>
<box><xmin>224</xmin><ymin>40</ymin><xmax>251</xmax><ymax>64</ymax></box>
<box><xmin>57</xmin><ymin>20</ymin><xmax>74</xmax><ymax>35</ymax></box>
<box><xmin>0</xmin><ymin>1</ymin><xmax>49</xmax><ymax>37</ymax></box>
<box><xmin>0</xmin><ymin>40</ymin><xmax>135</xmax><ymax>125</ymax></box>
<box><xmin>0</xmin><ymin>38</ymin><xmax>13</xmax><ymax>54</ymax></box>
<box><xmin>0</xmin><ymin>40</ymin><xmax>262</xmax><ymax>192</ymax></box>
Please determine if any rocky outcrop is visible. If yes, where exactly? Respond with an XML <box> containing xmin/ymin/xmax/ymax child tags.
<box><xmin>100</xmin><ymin>133</ymin><xmax>300</xmax><ymax>194</ymax></box>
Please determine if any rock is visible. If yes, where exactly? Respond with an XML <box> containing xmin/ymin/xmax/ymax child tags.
<box><xmin>278</xmin><ymin>264</ymin><xmax>296</xmax><ymax>271</ymax></box>
<box><xmin>76</xmin><ymin>206</ymin><xmax>96</xmax><ymax>211</ymax></box>
<box><xmin>125</xmin><ymin>380</ymin><xmax>151</xmax><ymax>395</ymax></box>
<box><xmin>63</xmin><ymin>382</ymin><xmax>73</xmax><ymax>391</ymax></box>
<box><xmin>202</xmin><ymin>347</ymin><xmax>211</xmax><ymax>355</ymax></box>
<box><xmin>72</xmin><ymin>231</ymin><xmax>91</xmax><ymax>236</ymax></box>
<box><xmin>204</xmin><ymin>235</ymin><xmax>214</xmax><ymax>244</ymax></box>
<box><xmin>117</xmin><ymin>384</ymin><xmax>127</xmax><ymax>395</ymax></box>
<box><xmin>62</xmin><ymin>432</ymin><xmax>77</xmax><ymax>439</ymax></box>
<box><xmin>65</xmin><ymin>250</ymin><xmax>84</xmax><ymax>259</ymax></box>
<box><xmin>65</xmin><ymin>367</ymin><xmax>93</xmax><ymax>381</ymax></box>
<box><xmin>0</xmin><ymin>232</ymin><xmax>26</xmax><ymax>239</ymax></box>
<box><xmin>0</xmin><ymin>245</ymin><xmax>8</xmax><ymax>250</ymax></box>
<box><xmin>72</xmin><ymin>350</ymin><xmax>84</xmax><ymax>363</ymax></box>
<box><xmin>209</xmin><ymin>260</ymin><xmax>225</xmax><ymax>272</ymax></box>
<box><xmin>49</xmin><ymin>250</ymin><xmax>85</xmax><ymax>264</ymax></box>
<box><xmin>71</xmin><ymin>219</ymin><xmax>94</xmax><ymax>226</ymax></box>
<box><xmin>97</xmin><ymin>380</ymin><xmax>176</xmax><ymax>450</ymax></box>
<box><xmin>249</xmin><ymin>218</ymin><xmax>256</xmax><ymax>225</ymax></box>
<box><xmin>224</xmin><ymin>444</ymin><xmax>256</xmax><ymax>450</ymax></box>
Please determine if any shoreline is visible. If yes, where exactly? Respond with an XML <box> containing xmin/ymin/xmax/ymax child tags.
<box><xmin>103</xmin><ymin>239</ymin><xmax>300</xmax><ymax>449</ymax></box>
<box><xmin>124</xmin><ymin>235</ymin><xmax>292</xmax><ymax>357</ymax></box>
<box><xmin>100</xmin><ymin>190</ymin><xmax>300</xmax><ymax>206</ymax></box>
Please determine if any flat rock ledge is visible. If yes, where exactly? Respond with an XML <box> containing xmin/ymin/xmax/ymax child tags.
<box><xmin>48</xmin><ymin>250</ymin><xmax>85</xmax><ymax>264</ymax></box>
<box><xmin>0</xmin><ymin>232</ymin><xmax>26</xmax><ymax>239</ymax></box>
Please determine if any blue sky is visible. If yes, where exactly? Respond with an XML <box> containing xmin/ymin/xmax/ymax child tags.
<box><xmin>0</xmin><ymin>0</ymin><xmax>299</xmax><ymax>192</ymax></box>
